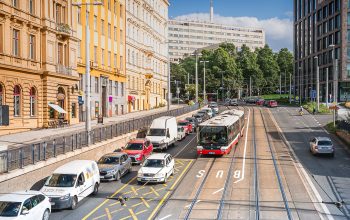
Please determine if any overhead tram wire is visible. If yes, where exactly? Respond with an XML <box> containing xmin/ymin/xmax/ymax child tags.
<box><xmin>253</xmin><ymin>108</ymin><xmax>260</xmax><ymax>220</ymax></box>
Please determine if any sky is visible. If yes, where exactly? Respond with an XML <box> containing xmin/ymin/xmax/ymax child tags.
<box><xmin>168</xmin><ymin>0</ymin><xmax>293</xmax><ymax>51</ymax></box>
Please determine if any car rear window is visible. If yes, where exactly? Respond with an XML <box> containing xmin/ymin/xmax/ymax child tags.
<box><xmin>318</xmin><ymin>140</ymin><xmax>332</xmax><ymax>146</ymax></box>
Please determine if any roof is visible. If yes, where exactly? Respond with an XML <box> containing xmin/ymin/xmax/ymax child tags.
<box><xmin>0</xmin><ymin>191</ymin><xmax>43</xmax><ymax>202</ymax></box>
<box><xmin>315</xmin><ymin>137</ymin><xmax>332</xmax><ymax>141</ymax></box>
<box><xmin>220</xmin><ymin>109</ymin><xmax>244</xmax><ymax>118</ymax></box>
<box><xmin>200</xmin><ymin>111</ymin><xmax>243</xmax><ymax>127</ymax></box>
<box><xmin>147</xmin><ymin>153</ymin><xmax>169</xmax><ymax>160</ymax></box>
<box><xmin>101</xmin><ymin>152</ymin><xmax>126</xmax><ymax>158</ymax></box>
<box><xmin>53</xmin><ymin>160</ymin><xmax>94</xmax><ymax>174</ymax></box>
<box><xmin>128</xmin><ymin>138</ymin><xmax>147</xmax><ymax>143</ymax></box>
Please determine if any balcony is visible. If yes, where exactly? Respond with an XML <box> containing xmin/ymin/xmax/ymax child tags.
<box><xmin>56</xmin><ymin>64</ymin><xmax>72</xmax><ymax>76</ymax></box>
<box><xmin>56</xmin><ymin>23</ymin><xmax>72</xmax><ymax>37</ymax></box>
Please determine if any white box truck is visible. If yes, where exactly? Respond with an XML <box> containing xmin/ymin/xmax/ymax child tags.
<box><xmin>146</xmin><ymin>116</ymin><xmax>177</xmax><ymax>151</ymax></box>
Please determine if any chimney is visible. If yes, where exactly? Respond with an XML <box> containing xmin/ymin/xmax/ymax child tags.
<box><xmin>210</xmin><ymin>0</ymin><xmax>214</xmax><ymax>23</ymax></box>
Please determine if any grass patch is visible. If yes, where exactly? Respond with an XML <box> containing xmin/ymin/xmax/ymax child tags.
<box><xmin>303</xmin><ymin>102</ymin><xmax>331</xmax><ymax>114</ymax></box>
<box><xmin>325</xmin><ymin>122</ymin><xmax>337</xmax><ymax>133</ymax></box>
<box><xmin>261</xmin><ymin>94</ymin><xmax>289</xmax><ymax>100</ymax></box>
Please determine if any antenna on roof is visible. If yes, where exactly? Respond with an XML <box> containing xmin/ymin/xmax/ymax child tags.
<box><xmin>210</xmin><ymin>0</ymin><xmax>214</xmax><ymax>23</ymax></box>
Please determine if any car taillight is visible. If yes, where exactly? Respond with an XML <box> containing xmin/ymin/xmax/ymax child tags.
<box><xmin>315</xmin><ymin>146</ymin><xmax>318</xmax><ymax>149</ymax></box>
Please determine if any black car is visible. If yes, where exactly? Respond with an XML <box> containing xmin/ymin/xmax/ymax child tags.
<box><xmin>185</xmin><ymin>117</ymin><xmax>199</xmax><ymax>128</ymax></box>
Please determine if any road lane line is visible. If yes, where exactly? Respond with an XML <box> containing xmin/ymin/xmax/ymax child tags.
<box><xmin>159</xmin><ymin>214</ymin><xmax>172</xmax><ymax>220</ymax></box>
<box><xmin>269</xmin><ymin>110</ymin><xmax>334</xmax><ymax>220</ymax></box>
<box><xmin>82</xmin><ymin>176</ymin><xmax>137</xmax><ymax>220</ymax></box>
<box><xmin>148</xmin><ymin>160</ymin><xmax>193</xmax><ymax>220</ymax></box>
<box><xmin>234</xmin><ymin>108</ymin><xmax>251</xmax><ymax>184</ymax></box>
<box><xmin>212</xmin><ymin>188</ymin><xmax>224</xmax><ymax>195</ymax></box>
<box><xmin>174</xmin><ymin>134</ymin><xmax>197</xmax><ymax>157</ymax></box>
<box><xmin>150</xmin><ymin>187</ymin><xmax>160</xmax><ymax>197</ymax></box>
<box><xmin>129</xmin><ymin>209</ymin><xmax>138</xmax><ymax>220</ymax></box>
<box><xmin>141</xmin><ymin>197</ymin><xmax>150</xmax><ymax>208</ymax></box>
<box><xmin>105</xmin><ymin>208</ymin><xmax>112</xmax><ymax>220</ymax></box>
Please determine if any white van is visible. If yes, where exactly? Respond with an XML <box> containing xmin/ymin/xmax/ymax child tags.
<box><xmin>146</xmin><ymin>116</ymin><xmax>177</xmax><ymax>151</ymax></box>
<box><xmin>41</xmin><ymin>160</ymin><xmax>100</xmax><ymax>210</ymax></box>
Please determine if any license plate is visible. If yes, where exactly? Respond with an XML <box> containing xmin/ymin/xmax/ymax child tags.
<box><xmin>100</xmin><ymin>176</ymin><xmax>104</xmax><ymax>179</ymax></box>
<box><xmin>209</xmin><ymin>152</ymin><xmax>215</xmax><ymax>155</ymax></box>
<box><xmin>142</xmin><ymin>178</ymin><xmax>147</xmax><ymax>181</ymax></box>
<box><xmin>50</xmin><ymin>202</ymin><xmax>55</xmax><ymax>206</ymax></box>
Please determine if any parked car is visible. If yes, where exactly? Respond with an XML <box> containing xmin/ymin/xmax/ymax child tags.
<box><xmin>137</xmin><ymin>153</ymin><xmax>175</xmax><ymax>184</ymax></box>
<box><xmin>97</xmin><ymin>152</ymin><xmax>132</xmax><ymax>181</ymax></box>
<box><xmin>246</xmin><ymin>97</ymin><xmax>258</xmax><ymax>104</ymax></box>
<box><xmin>0</xmin><ymin>191</ymin><xmax>51</xmax><ymax>220</ymax></box>
<box><xmin>208</xmin><ymin>103</ymin><xmax>219</xmax><ymax>114</ymax></box>
<box><xmin>230</xmin><ymin>98</ymin><xmax>238</xmax><ymax>106</ymax></box>
<box><xmin>122</xmin><ymin>138</ymin><xmax>153</xmax><ymax>164</ymax></box>
<box><xmin>194</xmin><ymin>112</ymin><xmax>210</xmax><ymax>123</ymax></box>
<box><xmin>256</xmin><ymin>99</ymin><xmax>265</xmax><ymax>106</ymax></box>
<box><xmin>268</xmin><ymin>100</ymin><xmax>278</xmax><ymax>108</ymax></box>
<box><xmin>263</xmin><ymin>100</ymin><xmax>269</xmax><ymax>106</ymax></box>
<box><xmin>146</xmin><ymin>116</ymin><xmax>177</xmax><ymax>151</ymax></box>
<box><xmin>309</xmin><ymin>137</ymin><xmax>334</xmax><ymax>157</ymax></box>
<box><xmin>177</xmin><ymin>126</ymin><xmax>186</xmax><ymax>140</ymax></box>
<box><xmin>177</xmin><ymin>120</ymin><xmax>193</xmax><ymax>134</ymax></box>
<box><xmin>201</xmin><ymin>108</ymin><xmax>214</xmax><ymax>118</ymax></box>
<box><xmin>185</xmin><ymin>117</ymin><xmax>199</xmax><ymax>129</ymax></box>
<box><xmin>41</xmin><ymin>160</ymin><xmax>100</xmax><ymax>210</ymax></box>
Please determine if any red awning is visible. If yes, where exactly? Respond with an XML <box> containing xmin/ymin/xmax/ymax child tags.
<box><xmin>128</xmin><ymin>95</ymin><xmax>135</xmax><ymax>102</ymax></box>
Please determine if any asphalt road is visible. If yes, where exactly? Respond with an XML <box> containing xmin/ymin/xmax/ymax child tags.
<box><xmin>271</xmin><ymin>106</ymin><xmax>350</xmax><ymax>220</ymax></box>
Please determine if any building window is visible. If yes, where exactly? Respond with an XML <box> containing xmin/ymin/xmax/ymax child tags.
<box><xmin>108</xmin><ymin>0</ymin><xmax>111</xmax><ymax>10</ymax></box>
<box><xmin>114</xmin><ymin>53</ymin><xmax>117</xmax><ymax>67</ymax></box>
<box><xmin>0</xmin><ymin>84</ymin><xmax>3</xmax><ymax>105</ymax></box>
<box><xmin>114</xmin><ymin>27</ymin><xmax>117</xmax><ymax>41</ymax></box>
<box><xmin>101</xmin><ymin>49</ymin><xmax>105</xmax><ymax>65</ymax></box>
<box><xmin>58</xmin><ymin>43</ymin><xmax>63</xmax><ymax>64</ymax></box>
<box><xmin>121</xmin><ymin>82</ymin><xmax>124</xmax><ymax>96</ymax></box>
<box><xmin>94</xmin><ymin>16</ymin><xmax>97</xmax><ymax>31</ymax></box>
<box><xmin>108</xmin><ymin>51</ymin><xmax>111</xmax><ymax>67</ymax></box>
<box><xmin>12</xmin><ymin>0</ymin><xmax>19</xmax><ymax>8</ymax></box>
<box><xmin>108</xmin><ymin>24</ymin><xmax>111</xmax><ymax>38</ymax></box>
<box><xmin>12</xmin><ymin>29</ymin><xmax>20</xmax><ymax>56</ymax></box>
<box><xmin>79</xmin><ymin>74</ymin><xmax>83</xmax><ymax>90</ymax></box>
<box><xmin>101</xmin><ymin>19</ymin><xmax>105</xmax><ymax>34</ymax></box>
<box><xmin>78</xmin><ymin>41</ymin><xmax>81</xmax><ymax>58</ymax></box>
<box><xmin>115</xmin><ymin>81</ymin><xmax>118</xmax><ymax>96</ymax></box>
<box><xmin>0</xmin><ymin>24</ymin><xmax>3</xmax><ymax>53</ymax></box>
<box><xmin>127</xmin><ymin>49</ymin><xmax>130</xmax><ymax>63</ymax></box>
<box><xmin>95</xmin><ymin>77</ymin><xmax>99</xmax><ymax>93</ymax></box>
<box><xmin>29</xmin><ymin>34</ymin><xmax>35</xmax><ymax>60</ymax></box>
<box><xmin>77</xmin><ymin>7</ymin><xmax>81</xmax><ymax>24</ymax></box>
<box><xmin>30</xmin><ymin>87</ymin><xmax>36</xmax><ymax>116</ymax></box>
<box><xmin>94</xmin><ymin>46</ymin><xmax>97</xmax><ymax>63</ymax></box>
<box><xmin>109</xmin><ymin>80</ymin><xmax>112</xmax><ymax>95</ymax></box>
<box><xmin>347</xmin><ymin>64</ymin><xmax>350</xmax><ymax>77</ymax></box>
<box><xmin>55</xmin><ymin>4</ymin><xmax>61</xmax><ymax>23</ymax></box>
<box><xmin>29</xmin><ymin>0</ymin><xmax>34</xmax><ymax>14</ymax></box>
<box><xmin>14</xmin><ymin>85</ymin><xmax>21</xmax><ymax>117</ymax></box>
<box><xmin>120</xmin><ymin>56</ymin><xmax>123</xmax><ymax>70</ymax></box>
<box><xmin>71</xmin><ymin>103</ymin><xmax>76</xmax><ymax>118</ymax></box>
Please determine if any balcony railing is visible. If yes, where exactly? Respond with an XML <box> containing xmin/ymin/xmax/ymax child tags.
<box><xmin>56</xmin><ymin>23</ymin><xmax>72</xmax><ymax>36</ymax></box>
<box><xmin>56</xmin><ymin>64</ymin><xmax>72</xmax><ymax>76</ymax></box>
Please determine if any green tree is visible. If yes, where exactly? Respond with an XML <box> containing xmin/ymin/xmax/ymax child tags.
<box><xmin>277</xmin><ymin>48</ymin><xmax>294</xmax><ymax>93</ymax></box>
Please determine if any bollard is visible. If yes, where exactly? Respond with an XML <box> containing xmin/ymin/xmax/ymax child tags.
<box><xmin>53</xmin><ymin>139</ymin><xmax>56</xmax><ymax>157</ymax></box>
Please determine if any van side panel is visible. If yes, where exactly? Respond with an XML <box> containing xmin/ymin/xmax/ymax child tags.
<box><xmin>168</xmin><ymin>118</ymin><xmax>178</xmax><ymax>145</ymax></box>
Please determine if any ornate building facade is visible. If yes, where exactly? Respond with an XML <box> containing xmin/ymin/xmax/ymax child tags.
<box><xmin>76</xmin><ymin>0</ymin><xmax>127</xmax><ymax>121</ymax></box>
<box><xmin>126</xmin><ymin>0</ymin><xmax>169</xmax><ymax>112</ymax></box>
<box><xmin>0</xmin><ymin>0</ymin><xmax>80</xmax><ymax>135</ymax></box>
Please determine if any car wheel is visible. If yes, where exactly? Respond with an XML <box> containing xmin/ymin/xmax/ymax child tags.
<box><xmin>42</xmin><ymin>209</ymin><xmax>50</xmax><ymax>220</ymax></box>
<box><xmin>137</xmin><ymin>181</ymin><xmax>142</xmax><ymax>185</ymax></box>
<box><xmin>92</xmin><ymin>183</ymin><xmax>99</xmax><ymax>195</ymax></box>
<box><xmin>116</xmin><ymin>172</ymin><xmax>121</xmax><ymax>181</ymax></box>
<box><xmin>70</xmin><ymin>196</ymin><xmax>78</xmax><ymax>210</ymax></box>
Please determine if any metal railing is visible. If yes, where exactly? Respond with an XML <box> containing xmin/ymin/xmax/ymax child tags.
<box><xmin>56</xmin><ymin>64</ymin><xmax>72</xmax><ymax>76</ymax></box>
<box><xmin>0</xmin><ymin>104</ymin><xmax>199</xmax><ymax>174</ymax></box>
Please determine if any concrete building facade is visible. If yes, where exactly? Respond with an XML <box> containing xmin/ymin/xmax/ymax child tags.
<box><xmin>76</xmin><ymin>0</ymin><xmax>127</xmax><ymax>121</ymax></box>
<box><xmin>0</xmin><ymin>0</ymin><xmax>80</xmax><ymax>135</ymax></box>
<box><xmin>294</xmin><ymin>0</ymin><xmax>350</xmax><ymax>102</ymax></box>
<box><xmin>168</xmin><ymin>20</ymin><xmax>265</xmax><ymax>62</ymax></box>
<box><xmin>125</xmin><ymin>0</ymin><xmax>169</xmax><ymax>112</ymax></box>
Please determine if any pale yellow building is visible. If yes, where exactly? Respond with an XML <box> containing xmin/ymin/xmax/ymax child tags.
<box><xmin>126</xmin><ymin>0</ymin><xmax>169</xmax><ymax>112</ymax></box>
<box><xmin>76</xmin><ymin>0</ymin><xmax>127</xmax><ymax>120</ymax></box>
<box><xmin>0</xmin><ymin>0</ymin><xmax>80</xmax><ymax>135</ymax></box>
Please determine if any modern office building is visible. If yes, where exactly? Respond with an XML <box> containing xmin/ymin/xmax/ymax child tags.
<box><xmin>168</xmin><ymin>20</ymin><xmax>265</xmax><ymax>62</ymax></box>
<box><xmin>125</xmin><ymin>0</ymin><xmax>169</xmax><ymax>112</ymax></box>
<box><xmin>0</xmin><ymin>0</ymin><xmax>80</xmax><ymax>135</ymax></box>
<box><xmin>294</xmin><ymin>0</ymin><xmax>350</xmax><ymax>102</ymax></box>
<box><xmin>77</xmin><ymin>0</ymin><xmax>127</xmax><ymax>121</ymax></box>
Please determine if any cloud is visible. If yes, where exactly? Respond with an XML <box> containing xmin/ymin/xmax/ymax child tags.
<box><xmin>174</xmin><ymin>13</ymin><xmax>293</xmax><ymax>51</ymax></box>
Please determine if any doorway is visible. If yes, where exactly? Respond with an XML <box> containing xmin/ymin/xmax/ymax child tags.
<box><xmin>102</xmin><ymin>86</ymin><xmax>107</xmax><ymax>117</ymax></box>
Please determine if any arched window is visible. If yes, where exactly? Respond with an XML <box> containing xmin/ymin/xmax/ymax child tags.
<box><xmin>30</xmin><ymin>87</ymin><xmax>36</xmax><ymax>116</ymax></box>
<box><xmin>14</xmin><ymin>85</ymin><xmax>21</xmax><ymax>116</ymax></box>
<box><xmin>0</xmin><ymin>84</ymin><xmax>3</xmax><ymax>105</ymax></box>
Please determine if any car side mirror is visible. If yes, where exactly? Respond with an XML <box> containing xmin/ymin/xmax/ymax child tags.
<box><xmin>78</xmin><ymin>180</ymin><xmax>84</xmax><ymax>186</ymax></box>
<box><xmin>21</xmin><ymin>209</ymin><xmax>29</xmax><ymax>215</ymax></box>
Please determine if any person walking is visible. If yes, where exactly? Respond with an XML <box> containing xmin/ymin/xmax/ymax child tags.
<box><xmin>313</xmin><ymin>107</ymin><xmax>316</xmax><ymax>115</ymax></box>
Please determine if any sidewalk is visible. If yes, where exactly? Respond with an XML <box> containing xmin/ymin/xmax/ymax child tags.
<box><xmin>0</xmin><ymin>105</ymin><xmax>185</xmax><ymax>148</ymax></box>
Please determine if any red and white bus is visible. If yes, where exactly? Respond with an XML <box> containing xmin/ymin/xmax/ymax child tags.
<box><xmin>197</xmin><ymin>109</ymin><xmax>245</xmax><ymax>156</ymax></box>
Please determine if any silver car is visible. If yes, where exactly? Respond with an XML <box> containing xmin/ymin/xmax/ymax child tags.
<box><xmin>309</xmin><ymin>137</ymin><xmax>334</xmax><ymax>157</ymax></box>
<box><xmin>97</xmin><ymin>152</ymin><xmax>132</xmax><ymax>181</ymax></box>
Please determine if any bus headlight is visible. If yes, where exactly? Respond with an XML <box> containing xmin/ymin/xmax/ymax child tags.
<box><xmin>197</xmin><ymin>146</ymin><xmax>203</xmax><ymax>151</ymax></box>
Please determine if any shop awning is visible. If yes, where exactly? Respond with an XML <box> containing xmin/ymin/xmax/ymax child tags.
<box><xmin>48</xmin><ymin>103</ymin><xmax>67</xmax><ymax>114</ymax></box>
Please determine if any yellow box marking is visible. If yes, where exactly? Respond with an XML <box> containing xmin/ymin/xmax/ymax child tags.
<box><xmin>105</xmin><ymin>208</ymin><xmax>112</xmax><ymax>220</ymax></box>
<box><xmin>129</xmin><ymin>209</ymin><xmax>138</xmax><ymax>220</ymax></box>
<box><xmin>110</xmin><ymin>208</ymin><xmax>124</xmax><ymax>214</ymax></box>
<box><xmin>140</xmin><ymin>197</ymin><xmax>150</xmax><ymax>208</ymax></box>
<box><xmin>131</xmin><ymin>186</ymin><xmax>138</xmax><ymax>196</ymax></box>
<box><xmin>150</xmin><ymin>186</ymin><xmax>160</xmax><ymax>197</ymax></box>
<box><xmin>131</xmin><ymin>202</ymin><xmax>143</xmax><ymax>208</ymax></box>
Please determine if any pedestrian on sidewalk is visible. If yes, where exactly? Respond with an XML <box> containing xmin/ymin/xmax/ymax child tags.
<box><xmin>313</xmin><ymin>107</ymin><xmax>316</xmax><ymax>115</ymax></box>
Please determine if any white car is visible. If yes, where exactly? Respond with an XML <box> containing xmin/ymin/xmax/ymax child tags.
<box><xmin>177</xmin><ymin>126</ymin><xmax>186</xmax><ymax>141</ymax></box>
<box><xmin>309</xmin><ymin>137</ymin><xmax>334</xmax><ymax>157</ymax></box>
<box><xmin>137</xmin><ymin>153</ymin><xmax>175</xmax><ymax>184</ymax></box>
<box><xmin>0</xmin><ymin>191</ymin><xmax>51</xmax><ymax>220</ymax></box>
<box><xmin>202</xmin><ymin>108</ymin><xmax>214</xmax><ymax>118</ymax></box>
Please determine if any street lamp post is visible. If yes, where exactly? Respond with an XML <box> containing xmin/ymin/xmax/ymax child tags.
<box><xmin>200</xmin><ymin>60</ymin><xmax>209</xmax><ymax>103</ymax></box>
<box><xmin>72</xmin><ymin>1</ymin><xmax>102</xmax><ymax>145</ymax></box>
<box><xmin>314</xmin><ymin>56</ymin><xmax>320</xmax><ymax>112</ymax></box>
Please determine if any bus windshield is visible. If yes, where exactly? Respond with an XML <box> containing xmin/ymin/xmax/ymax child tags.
<box><xmin>199</xmin><ymin>126</ymin><xmax>227</xmax><ymax>145</ymax></box>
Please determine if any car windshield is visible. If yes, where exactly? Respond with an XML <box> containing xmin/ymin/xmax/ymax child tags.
<box><xmin>318</xmin><ymin>140</ymin><xmax>332</xmax><ymax>146</ymax></box>
<box><xmin>125</xmin><ymin>143</ymin><xmax>143</xmax><ymax>150</ymax></box>
<box><xmin>194</xmin><ymin>115</ymin><xmax>201</xmax><ymax>118</ymax></box>
<box><xmin>147</xmin><ymin>129</ymin><xmax>166</xmax><ymax>136</ymax></box>
<box><xmin>186</xmin><ymin>118</ymin><xmax>194</xmax><ymax>122</ymax></box>
<box><xmin>198</xmin><ymin>111</ymin><xmax>206</xmax><ymax>114</ymax></box>
<box><xmin>178</xmin><ymin>122</ymin><xmax>188</xmax><ymax>126</ymax></box>
<box><xmin>209</xmin><ymin>104</ymin><xmax>218</xmax><ymax>108</ymax></box>
<box><xmin>45</xmin><ymin>174</ymin><xmax>77</xmax><ymax>187</ymax></box>
<box><xmin>98</xmin><ymin>156</ymin><xmax>120</xmax><ymax>164</ymax></box>
<box><xmin>0</xmin><ymin>202</ymin><xmax>21</xmax><ymax>217</ymax></box>
<box><xmin>199</xmin><ymin>126</ymin><xmax>228</xmax><ymax>145</ymax></box>
<box><xmin>143</xmin><ymin>159</ymin><xmax>165</xmax><ymax>167</ymax></box>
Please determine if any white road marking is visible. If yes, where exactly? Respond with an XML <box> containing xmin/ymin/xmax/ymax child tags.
<box><xmin>212</xmin><ymin>188</ymin><xmax>224</xmax><ymax>195</ymax></box>
<box><xmin>159</xmin><ymin>215</ymin><xmax>172</xmax><ymax>220</ymax></box>
<box><xmin>234</xmin><ymin>108</ymin><xmax>251</xmax><ymax>184</ymax></box>
<box><xmin>185</xmin><ymin>200</ymin><xmax>201</xmax><ymax>208</ymax></box>
<box><xmin>216</xmin><ymin>170</ymin><xmax>224</xmax><ymax>178</ymax></box>
<box><xmin>196</xmin><ymin>170</ymin><xmax>205</xmax><ymax>178</ymax></box>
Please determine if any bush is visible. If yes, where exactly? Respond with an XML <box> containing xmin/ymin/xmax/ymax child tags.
<box><xmin>345</xmin><ymin>102</ymin><xmax>350</xmax><ymax>109</ymax></box>
<box><xmin>325</xmin><ymin>122</ymin><xmax>337</xmax><ymax>133</ymax></box>
<box><xmin>303</xmin><ymin>102</ymin><xmax>331</xmax><ymax>114</ymax></box>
